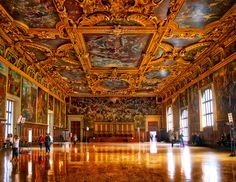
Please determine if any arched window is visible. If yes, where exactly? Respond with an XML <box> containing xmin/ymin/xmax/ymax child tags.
<box><xmin>180</xmin><ymin>108</ymin><xmax>188</xmax><ymax>141</ymax></box>
<box><xmin>201</xmin><ymin>87</ymin><xmax>213</xmax><ymax>127</ymax></box>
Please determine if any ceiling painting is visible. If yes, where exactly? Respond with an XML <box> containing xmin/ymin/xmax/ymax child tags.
<box><xmin>142</xmin><ymin>81</ymin><xmax>160</xmax><ymax>87</ymax></box>
<box><xmin>181</xmin><ymin>45</ymin><xmax>209</xmax><ymax>62</ymax></box>
<box><xmin>154</xmin><ymin>0</ymin><xmax>170</xmax><ymax>21</ymax></box>
<box><xmin>96</xmin><ymin>20</ymin><xmax>142</xmax><ymax>26</ymax></box>
<box><xmin>60</xmin><ymin>69</ymin><xmax>85</xmax><ymax>81</ymax></box>
<box><xmin>0</xmin><ymin>0</ymin><xmax>235</xmax><ymax>97</ymax></box>
<box><xmin>145</xmin><ymin>69</ymin><xmax>170</xmax><ymax>80</ymax></box>
<box><xmin>64</xmin><ymin>0</ymin><xmax>84</xmax><ymax>22</ymax></box>
<box><xmin>154</xmin><ymin>48</ymin><xmax>165</xmax><ymax>59</ymax></box>
<box><xmin>84</xmin><ymin>34</ymin><xmax>151</xmax><ymax>68</ymax></box>
<box><xmin>100</xmin><ymin>79</ymin><xmax>129</xmax><ymax>90</ymax></box>
<box><xmin>25</xmin><ymin>47</ymin><xmax>48</xmax><ymax>62</ymax></box>
<box><xmin>163</xmin><ymin>35</ymin><xmax>201</xmax><ymax>49</ymax></box>
<box><xmin>175</xmin><ymin>0</ymin><xmax>236</xmax><ymax>28</ymax></box>
<box><xmin>0</xmin><ymin>0</ymin><xmax>59</xmax><ymax>28</ymax></box>
<box><xmin>32</xmin><ymin>37</ymin><xmax>71</xmax><ymax>49</ymax></box>
<box><xmin>71</xmin><ymin>82</ymin><xmax>90</xmax><ymax>94</ymax></box>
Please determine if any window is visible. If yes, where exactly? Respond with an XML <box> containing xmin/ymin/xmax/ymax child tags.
<box><xmin>5</xmin><ymin>100</ymin><xmax>14</xmax><ymax>138</ymax></box>
<box><xmin>201</xmin><ymin>88</ymin><xmax>213</xmax><ymax>127</ymax></box>
<box><xmin>166</xmin><ymin>106</ymin><xmax>173</xmax><ymax>132</ymax></box>
<box><xmin>180</xmin><ymin>109</ymin><xmax>188</xmax><ymax>141</ymax></box>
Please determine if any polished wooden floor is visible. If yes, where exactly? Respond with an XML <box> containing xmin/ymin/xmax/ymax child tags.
<box><xmin>0</xmin><ymin>142</ymin><xmax>236</xmax><ymax>182</ymax></box>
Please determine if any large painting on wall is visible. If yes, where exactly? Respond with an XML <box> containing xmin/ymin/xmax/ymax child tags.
<box><xmin>8</xmin><ymin>68</ymin><xmax>21</xmax><ymax>97</ymax></box>
<box><xmin>22</xmin><ymin>78</ymin><xmax>37</xmax><ymax>123</ymax></box>
<box><xmin>61</xmin><ymin>103</ymin><xmax>66</xmax><ymax>128</ymax></box>
<box><xmin>0</xmin><ymin>73</ymin><xmax>7</xmax><ymax>119</ymax></box>
<box><xmin>37</xmin><ymin>88</ymin><xmax>48</xmax><ymax>124</ymax></box>
<box><xmin>67</xmin><ymin>97</ymin><xmax>159</xmax><ymax>123</ymax></box>
<box><xmin>84</xmin><ymin>34</ymin><xmax>151</xmax><ymax>68</ymax></box>
<box><xmin>213</xmin><ymin>60</ymin><xmax>236</xmax><ymax>120</ymax></box>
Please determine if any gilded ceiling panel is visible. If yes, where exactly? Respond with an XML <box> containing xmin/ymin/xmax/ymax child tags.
<box><xmin>175</xmin><ymin>0</ymin><xmax>236</xmax><ymax>28</ymax></box>
<box><xmin>84</xmin><ymin>34</ymin><xmax>151</xmax><ymax>68</ymax></box>
<box><xmin>0</xmin><ymin>0</ymin><xmax>59</xmax><ymax>28</ymax></box>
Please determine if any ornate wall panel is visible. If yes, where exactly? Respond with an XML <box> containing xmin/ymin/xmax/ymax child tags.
<box><xmin>37</xmin><ymin>88</ymin><xmax>48</xmax><ymax>124</ymax></box>
<box><xmin>213</xmin><ymin>59</ymin><xmax>236</xmax><ymax>121</ymax></box>
<box><xmin>7</xmin><ymin>68</ymin><xmax>21</xmax><ymax>97</ymax></box>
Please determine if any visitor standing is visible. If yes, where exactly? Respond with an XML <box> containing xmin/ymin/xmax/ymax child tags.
<box><xmin>45</xmin><ymin>133</ymin><xmax>51</xmax><ymax>154</ymax></box>
<box><xmin>38</xmin><ymin>135</ymin><xmax>44</xmax><ymax>152</ymax></box>
<box><xmin>11</xmin><ymin>135</ymin><xmax>20</xmax><ymax>162</ymax></box>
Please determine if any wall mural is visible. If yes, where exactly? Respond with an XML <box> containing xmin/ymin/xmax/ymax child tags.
<box><xmin>22</xmin><ymin>78</ymin><xmax>37</xmax><ymax>123</ymax></box>
<box><xmin>54</xmin><ymin>99</ymin><xmax>61</xmax><ymax>126</ymax></box>
<box><xmin>61</xmin><ymin>103</ymin><xmax>66</xmax><ymax>128</ymax></box>
<box><xmin>8</xmin><ymin>68</ymin><xmax>21</xmax><ymax>97</ymax></box>
<box><xmin>179</xmin><ymin>90</ymin><xmax>188</xmax><ymax>108</ymax></box>
<box><xmin>188</xmin><ymin>83</ymin><xmax>200</xmax><ymax>133</ymax></box>
<box><xmin>0</xmin><ymin>0</ymin><xmax>60</xmax><ymax>28</ymax></box>
<box><xmin>0</xmin><ymin>73</ymin><xmax>6</xmax><ymax>119</ymax></box>
<box><xmin>49</xmin><ymin>95</ymin><xmax>54</xmax><ymax>111</ymax></box>
<box><xmin>84</xmin><ymin>34</ymin><xmax>151</xmax><ymax>67</ymax></box>
<box><xmin>67</xmin><ymin>97</ymin><xmax>159</xmax><ymax>126</ymax></box>
<box><xmin>0</xmin><ymin>62</ymin><xmax>7</xmax><ymax>119</ymax></box>
<box><xmin>175</xmin><ymin>0</ymin><xmax>235</xmax><ymax>28</ymax></box>
<box><xmin>213</xmin><ymin>59</ymin><xmax>236</xmax><ymax>120</ymax></box>
<box><xmin>37</xmin><ymin>88</ymin><xmax>48</xmax><ymax>124</ymax></box>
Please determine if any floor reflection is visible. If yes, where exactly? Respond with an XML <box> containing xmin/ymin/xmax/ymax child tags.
<box><xmin>0</xmin><ymin>143</ymin><xmax>235</xmax><ymax>181</ymax></box>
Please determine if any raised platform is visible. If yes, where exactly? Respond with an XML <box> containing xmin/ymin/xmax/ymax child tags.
<box><xmin>90</xmin><ymin>137</ymin><xmax>136</xmax><ymax>143</ymax></box>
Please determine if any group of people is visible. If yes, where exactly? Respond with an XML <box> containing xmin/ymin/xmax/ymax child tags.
<box><xmin>38</xmin><ymin>133</ymin><xmax>52</xmax><ymax>154</ymax></box>
<box><xmin>169</xmin><ymin>130</ymin><xmax>184</xmax><ymax>147</ymax></box>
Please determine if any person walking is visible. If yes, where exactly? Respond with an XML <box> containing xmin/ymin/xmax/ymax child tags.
<box><xmin>38</xmin><ymin>135</ymin><xmax>44</xmax><ymax>152</ymax></box>
<box><xmin>11</xmin><ymin>135</ymin><xmax>20</xmax><ymax>163</ymax></box>
<box><xmin>179</xmin><ymin>132</ymin><xmax>184</xmax><ymax>147</ymax></box>
<box><xmin>44</xmin><ymin>133</ymin><xmax>51</xmax><ymax>154</ymax></box>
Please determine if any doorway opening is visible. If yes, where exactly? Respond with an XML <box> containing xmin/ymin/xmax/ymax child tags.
<box><xmin>48</xmin><ymin>111</ymin><xmax>54</xmax><ymax>142</ymax></box>
<box><xmin>149</xmin><ymin>131</ymin><xmax>157</xmax><ymax>142</ymax></box>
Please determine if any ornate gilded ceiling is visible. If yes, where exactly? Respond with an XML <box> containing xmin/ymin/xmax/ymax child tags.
<box><xmin>0</xmin><ymin>0</ymin><xmax>236</xmax><ymax>99</ymax></box>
